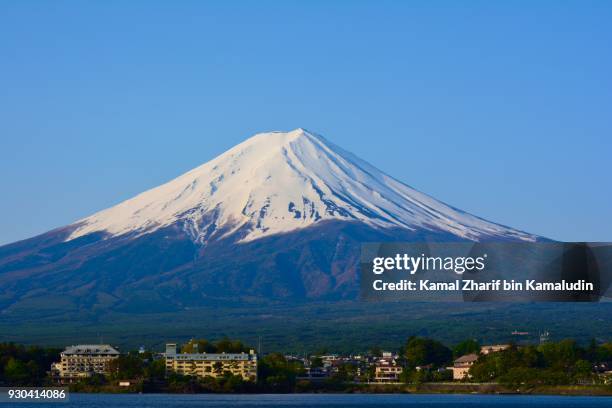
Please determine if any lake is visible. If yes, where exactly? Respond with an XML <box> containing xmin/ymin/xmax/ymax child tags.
<box><xmin>13</xmin><ymin>393</ymin><xmax>612</xmax><ymax>408</ymax></box>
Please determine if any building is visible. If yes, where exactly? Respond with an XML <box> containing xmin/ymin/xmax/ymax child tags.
<box><xmin>164</xmin><ymin>343</ymin><xmax>257</xmax><ymax>381</ymax></box>
<box><xmin>450</xmin><ymin>353</ymin><xmax>479</xmax><ymax>380</ymax></box>
<box><xmin>381</xmin><ymin>351</ymin><xmax>397</xmax><ymax>359</ymax></box>
<box><xmin>50</xmin><ymin>344</ymin><xmax>120</xmax><ymax>383</ymax></box>
<box><xmin>480</xmin><ymin>344</ymin><xmax>510</xmax><ymax>355</ymax></box>
<box><xmin>374</xmin><ymin>358</ymin><xmax>403</xmax><ymax>383</ymax></box>
<box><xmin>299</xmin><ymin>366</ymin><xmax>330</xmax><ymax>380</ymax></box>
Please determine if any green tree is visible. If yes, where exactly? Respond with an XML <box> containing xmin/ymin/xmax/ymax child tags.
<box><xmin>498</xmin><ymin>367</ymin><xmax>540</xmax><ymax>387</ymax></box>
<box><xmin>4</xmin><ymin>358</ymin><xmax>29</xmax><ymax>385</ymax></box>
<box><xmin>596</xmin><ymin>343</ymin><xmax>612</xmax><ymax>362</ymax></box>
<box><xmin>215</xmin><ymin>338</ymin><xmax>249</xmax><ymax>353</ymax></box>
<box><xmin>181</xmin><ymin>339</ymin><xmax>215</xmax><ymax>353</ymax></box>
<box><xmin>453</xmin><ymin>339</ymin><xmax>480</xmax><ymax>358</ymax></box>
<box><xmin>144</xmin><ymin>358</ymin><xmax>166</xmax><ymax>380</ymax></box>
<box><xmin>0</xmin><ymin>343</ymin><xmax>61</xmax><ymax>386</ymax></box>
<box><xmin>222</xmin><ymin>373</ymin><xmax>246</xmax><ymax>392</ymax></box>
<box><xmin>332</xmin><ymin>363</ymin><xmax>356</xmax><ymax>382</ymax></box>
<box><xmin>573</xmin><ymin>359</ymin><xmax>593</xmax><ymax>383</ymax></box>
<box><xmin>181</xmin><ymin>338</ymin><xmax>250</xmax><ymax>354</ymax></box>
<box><xmin>469</xmin><ymin>340</ymin><xmax>596</xmax><ymax>386</ymax></box>
<box><xmin>402</xmin><ymin>337</ymin><xmax>452</xmax><ymax>369</ymax></box>
<box><xmin>309</xmin><ymin>356</ymin><xmax>323</xmax><ymax>368</ymax></box>
<box><xmin>108</xmin><ymin>355</ymin><xmax>144</xmax><ymax>380</ymax></box>
<box><xmin>538</xmin><ymin>339</ymin><xmax>583</xmax><ymax>370</ymax></box>
<box><xmin>362</xmin><ymin>364</ymin><xmax>376</xmax><ymax>383</ymax></box>
<box><xmin>258</xmin><ymin>353</ymin><xmax>304</xmax><ymax>392</ymax></box>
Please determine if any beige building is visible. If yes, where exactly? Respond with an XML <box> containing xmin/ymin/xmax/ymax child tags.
<box><xmin>164</xmin><ymin>343</ymin><xmax>257</xmax><ymax>381</ymax></box>
<box><xmin>480</xmin><ymin>344</ymin><xmax>510</xmax><ymax>355</ymax></box>
<box><xmin>50</xmin><ymin>344</ymin><xmax>120</xmax><ymax>383</ymax></box>
<box><xmin>450</xmin><ymin>353</ymin><xmax>479</xmax><ymax>380</ymax></box>
<box><xmin>374</xmin><ymin>358</ymin><xmax>403</xmax><ymax>383</ymax></box>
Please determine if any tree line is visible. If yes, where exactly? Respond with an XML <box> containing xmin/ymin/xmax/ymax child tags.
<box><xmin>0</xmin><ymin>343</ymin><xmax>61</xmax><ymax>386</ymax></box>
<box><xmin>1</xmin><ymin>337</ymin><xmax>611</xmax><ymax>391</ymax></box>
<box><xmin>469</xmin><ymin>340</ymin><xmax>612</xmax><ymax>387</ymax></box>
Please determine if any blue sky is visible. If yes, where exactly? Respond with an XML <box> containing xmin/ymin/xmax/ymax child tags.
<box><xmin>1</xmin><ymin>1</ymin><xmax>610</xmax><ymax>245</ymax></box>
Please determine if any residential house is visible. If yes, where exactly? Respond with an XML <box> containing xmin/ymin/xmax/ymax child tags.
<box><xmin>450</xmin><ymin>353</ymin><xmax>479</xmax><ymax>380</ymax></box>
<box><xmin>374</xmin><ymin>357</ymin><xmax>403</xmax><ymax>383</ymax></box>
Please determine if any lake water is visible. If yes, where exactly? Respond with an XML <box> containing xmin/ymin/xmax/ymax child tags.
<box><xmin>12</xmin><ymin>393</ymin><xmax>612</xmax><ymax>408</ymax></box>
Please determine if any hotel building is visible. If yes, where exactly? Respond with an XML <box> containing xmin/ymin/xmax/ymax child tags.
<box><xmin>164</xmin><ymin>343</ymin><xmax>257</xmax><ymax>381</ymax></box>
<box><xmin>50</xmin><ymin>344</ymin><xmax>120</xmax><ymax>383</ymax></box>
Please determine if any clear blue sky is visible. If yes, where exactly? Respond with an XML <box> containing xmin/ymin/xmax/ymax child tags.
<box><xmin>1</xmin><ymin>1</ymin><xmax>610</xmax><ymax>245</ymax></box>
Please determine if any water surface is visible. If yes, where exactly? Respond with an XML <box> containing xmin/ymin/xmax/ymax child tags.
<box><xmin>16</xmin><ymin>393</ymin><xmax>612</xmax><ymax>408</ymax></box>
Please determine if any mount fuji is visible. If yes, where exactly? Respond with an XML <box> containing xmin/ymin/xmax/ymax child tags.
<box><xmin>0</xmin><ymin>129</ymin><xmax>538</xmax><ymax>313</ymax></box>
<box><xmin>69</xmin><ymin>128</ymin><xmax>535</xmax><ymax>243</ymax></box>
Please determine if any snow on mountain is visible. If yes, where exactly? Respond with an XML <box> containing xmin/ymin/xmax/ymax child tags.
<box><xmin>67</xmin><ymin>128</ymin><xmax>536</xmax><ymax>244</ymax></box>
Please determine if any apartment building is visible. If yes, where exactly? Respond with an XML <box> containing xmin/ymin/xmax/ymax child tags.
<box><xmin>164</xmin><ymin>343</ymin><xmax>257</xmax><ymax>381</ymax></box>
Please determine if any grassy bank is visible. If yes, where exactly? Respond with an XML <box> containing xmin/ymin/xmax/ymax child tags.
<box><xmin>408</xmin><ymin>383</ymin><xmax>612</xmax><ymax>396</ymax></box>
<box><xmin>66</xmin><ymin>381</ymin><xmax>612</xmax><ymax>396</ymax></box>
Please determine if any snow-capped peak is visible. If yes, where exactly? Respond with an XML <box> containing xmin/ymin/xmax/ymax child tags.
<box><xmin>67</xmin><ymin>128</ymin><xmax>536</xmax><ymax>243</ymax></box>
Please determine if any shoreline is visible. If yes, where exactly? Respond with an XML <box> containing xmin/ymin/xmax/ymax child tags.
<box><xmin>67</xmin><ymin>383</ymin><xmax>612</xmax><ymax>396</ymax></box>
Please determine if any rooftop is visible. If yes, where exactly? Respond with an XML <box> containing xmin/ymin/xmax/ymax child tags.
<box><xmin>62</xmin><ymin>344</ymin><xmax>120</xmax><ymax>355</ymax></box>
<box><xmin>454</xmin><ymin>353</ymin><xmax>479</xmax><ymax>363</ymax></box>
